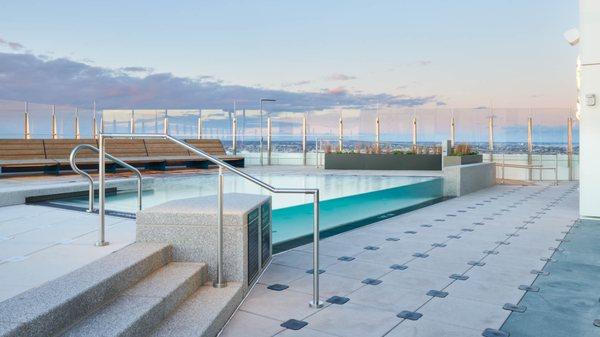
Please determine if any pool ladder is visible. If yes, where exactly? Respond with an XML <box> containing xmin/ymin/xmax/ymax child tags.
<box><xmin>92</xmin><ymin>133</ymin><xmax>323</xmax><ymax>308</ymax></box>
<box><xmin>69</xmin><ymin>144</ymin><xmax>143</xmax><ymax>215</ymax></box>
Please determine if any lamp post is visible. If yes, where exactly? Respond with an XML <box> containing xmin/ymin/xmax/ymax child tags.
<box><xmin>259</xmin><ymin>98</ymin><xmax>276</xmax><ymax>166</ymax></box>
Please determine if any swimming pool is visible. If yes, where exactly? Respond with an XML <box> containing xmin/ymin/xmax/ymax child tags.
<box><xmin>48</xmin><ymin>173</ymin><xmax>443</xmax><ymax>248</ymax></box>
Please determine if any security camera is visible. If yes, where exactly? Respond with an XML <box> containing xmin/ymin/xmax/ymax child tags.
<box><xmin>563</xmin><ymin>28</ymin><xmax>580</xmax><ymax>46</ymax></box>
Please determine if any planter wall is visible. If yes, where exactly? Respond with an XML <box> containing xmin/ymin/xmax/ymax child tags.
<box><xmin>324</xmin><ymin>153</ymin><xmax>442</xmax><ymax>170</ymax></box>
<box><xmin>443</xmin><ymin>154</ymin><xmax>483</xmax><ymax>167</ymax></box>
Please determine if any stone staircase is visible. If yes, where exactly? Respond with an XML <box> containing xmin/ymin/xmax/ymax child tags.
<box><xmin>0</xmin><ymin>243</ymin><xmax>243</xmax><ymax>337</ymax></box>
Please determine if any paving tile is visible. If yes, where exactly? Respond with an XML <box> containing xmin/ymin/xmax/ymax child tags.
<box><xmin>220</xmin><ymin>311</ymin><xmax>283</xmax><ymax>337</ymax></box>
<box><xmin>239</xmin><ymin>284</ymin><xmax>317</xmax><ymax>321</ymax></box>
<box><xmin>386</xmin><ymin>318</ymin><xmax>482</xmax><ymax>337</ymax></box>
<box><xmin>418</xmin><ymin>296</ymin><xmax>510</xmax><ymax>331</ymax></box>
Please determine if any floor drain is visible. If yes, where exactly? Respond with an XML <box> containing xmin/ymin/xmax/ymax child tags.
<box><xmin>503</xmin><ymin>303</ymin><xmax>527</xmax><ymax>313</ymax></box>
<box><xmin>484</xmin><ymin>250</ymin><xmax>499</xmax><ymax>255</ymax></box>
<box><xmin>420</xmin><ymin>224</ymin><xmax>433</xmax><ymax>228</ymax></box>
<box><xmin>496</xmin><ymin>241</ymin><xmax>510</xmax><ymax>245</ymax></box>
<box><xmin>386</xmin><ymin>237</ymin><xmax>400</xmax><ymax>241</ymax></box>
<box><xmin>426</xmin><ymin>290</ymin><xmax>448</xmax><ymax>298</ymax></box>
<box><xmin>281</xmin><ymin>319</ymin><xmax>308</xmax><ymax>330</ymax></box>
<box><xmin>326</xmin><ymin>296</ymin><xmax>350</xmax><ymax>305</ymax></box>
<box><xmin>515</xmin><ymin>226</ymin><xmax>527</xmax><ymax>230</ymax></box>
<box><xmin>540</xmin><ymin>257</ymin><xmax>555</xmax><ymax>262</ymax></box>
<box><xmin>449</xmin><ymin>274</ymin><xmax>469</xmax><ymax>280</ymax></box>
<box><xmin>397</xmin><ymin>311</ymin><xmax>422</xmax><ymax>321</ymax></box>
<box><xmin>306</xmin><ymin>269</ymin><xmax>326</xmax><ymax>274</ymax></box>
<box><xmin>447</xmin><ymin>235</ymin><xmax>461</xmax><ymax>239</ymax></box>
<box><xmin>530</xmin><ymin>269</ymin><xmax>549</xmax><ymax>276</ymax></box>
<box><xmin>404</xmin><ymin>231</ymin><xmax>417</xmax><ymax>234</ymax></box>
<box><xmin>473</xmin><ymin>222</ymin><xmax>485</xmax><ymax>226</ymax></box>
<box><xmin>390</xmin><ymin>264</ymin><xmax>408</xmax><ymax>270</ymax></box>
<box><xmin>267</xmin><ymin>284</ymin><xmax>289</xmax><ymax>291</ymax></box>
<box><xmin>594</xmin><ymin>319</ymin><xmax>600</xmax><ymax>327</ymax></box>
<box><xmin>482</xmin><ymin>328</ymin><xmax>510</xmax><ymax>337</ymax></box>
<box><xmin>362</xmin><ymin>278</ymin><xmax>382</xmax><ymax>285</ymax></box>
<box><xmin>432</xmin><ymin>243</ymin><xmax>446</xmax><ymax>247</ymax></box>
<box><xmin>446</xmin><ymin>214</ymin><xmax>457</xmax><ymax>217</ymax></box>
<box><xmin>518</xmin><ymin>285</ymin><xmax>540</xmax><ymax>292</ymax></box>
<box><xmin>435</xmin><ymin>219</ymin><xmax>446</xmax><ymax>222</ymax></box>
<box><xmin>338</xmin><ymin>256</ymin><xmax>355</xmax><ymax>262</ymax></box>
<box><xmin>468</xmin><ymin>261</ymin><xmax>486</xmax><ymax>267</ymax></box>
<box><xmin>364</xmin><ymin>246</ymin><xmax>380</xmax><ymax>251</ymax></box>
<box><xmin>461</xmin><ymin>228</ymin><xmax>474</xmax><ymax>232</ymax></box>
<box><xmin>413</xmin><ymin>253</ymin><xmax>429</xmax><ymax>258</ymax></box>
<box><xmin>506</xmin><ymin>233</ymin><xmax>519</xmax><ymax>237</ymax></box>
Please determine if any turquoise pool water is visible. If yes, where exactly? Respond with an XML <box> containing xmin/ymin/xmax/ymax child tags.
<box><xmin>49</xmin><ymin>173</ymin><xmax>443</xmax><ymax>245</ymax></box>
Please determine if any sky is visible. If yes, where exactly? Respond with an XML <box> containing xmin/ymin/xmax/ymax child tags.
<box><xmin>0</xmin><ymin>0</ymin><xmax>580</xmax><ymax>112</ymax></box>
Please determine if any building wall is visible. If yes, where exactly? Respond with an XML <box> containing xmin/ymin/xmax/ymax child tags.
<box><xmin>579</xmin><ymin>0</ymin><xmax>600</xmax><ymax>218</ymax></box>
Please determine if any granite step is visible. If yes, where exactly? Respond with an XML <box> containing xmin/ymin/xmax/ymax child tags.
<box><xmin>0</xmin><ymin>243</ymin><xmax>172</xmax><ymax>337</ymax></box>
<box><xmin>150</xmin><ymin>281</ymin><xmax>244</xmax><ymax>337</ymax></box>
<box><xmin>60</xmin><ymin>262</ymin><xmax>207</xmax><ymax>337</ymax></box>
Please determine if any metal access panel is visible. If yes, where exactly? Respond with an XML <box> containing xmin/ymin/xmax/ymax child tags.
<box><xmin>247</xmin><ymin>199</ymin><xmax>272</xmax><ymax>286</ymax></box>
<box><xmin>247</xmin><ymin>208</ymin><xmax>260</xmax><ymax>284</ymax></box>
<box><xmin>261</xmin><ymin>200</ymin><xmax>272</xmax><ymax>266</ymax></box>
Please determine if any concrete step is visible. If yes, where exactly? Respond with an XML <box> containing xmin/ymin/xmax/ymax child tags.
<box><xmin>60</xmin><ymin>262</ymin><xmax>207</xmax><ymax>337</ymax></box>
<box><xmin>0</xmin><ymin>243</ymin><xmax>172</xmax><ymax>337</ymax></box>
<box><xmin>150</xmin><ymin>282</ymin><xmax>244</xmax><ymax>337</ymax></box>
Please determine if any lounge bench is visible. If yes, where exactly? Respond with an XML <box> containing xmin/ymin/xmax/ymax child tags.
<box><xmin>185</xmin><ymin>139</ymin><xmax>245</xmax><ymax>167</ymax></box>
<box><xmin>0</xmin><ymin>140</ymin><xmax>60</xmax><ymax>174</ymax></box>
<box><xmin>145</xmin><ymin>139</ymin><xmax>209</xmax><ymax>169</ymax></box>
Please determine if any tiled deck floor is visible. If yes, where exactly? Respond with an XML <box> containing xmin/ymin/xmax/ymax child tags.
<box><xmin>221</xmin><ymin>182</ymin><xmax>580</xmax><ymax>337</ymax></box>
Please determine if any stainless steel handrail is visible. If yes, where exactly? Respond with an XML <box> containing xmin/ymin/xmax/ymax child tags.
<box><xmin>97</xmin><ymin>133</ymin><xmax>323</xmax><ymax>308</ymax></box>
<box><xmin>70</xmin><ymin>144</ymin><xmax>143</xmax><ymax>221</ymax></box>
<box><xmin>495</xmin><ymin>160</ymin><xmax>558</xmax><ymax>186</ymax></box>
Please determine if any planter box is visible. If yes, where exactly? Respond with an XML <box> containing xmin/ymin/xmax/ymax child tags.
<box><xmin>324</xmin><ymin>153</ymin><xmax>442</xmax><ymax>170</ymax></box>
<box><xmin>443</xmin><ymin>154</ymin><xmax>483</xmax><ymax>167</ymax></box>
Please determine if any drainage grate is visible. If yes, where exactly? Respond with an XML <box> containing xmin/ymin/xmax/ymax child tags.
<box><xmin>412</xmin><ymin>253</ymin><xmax>429</xmax><ymax>258</ymax></box>
<box><xmin>540</xmin><ymin>257</ymin><xmax>555</xmax><ymax>262</ymax></box>
<box><xmin>420</xmin><ymin>224</ymin><xmax>433</xmax><ymax>228</ymax></box>
<box><xmin>468</xmin><ymin>261</ymin><xmax>486</xmax><ymax>267</ymax></box>
<box><xmin>362</xmin><ymin>278</ymin><xmax>382</xmax><ymax>285</ymax></box>
<box><xmin>530</xmin><ymin>269</ymin><xmax>549</xmax><ymax>276</ymax></box>
<box><xmin>432</xmin><ymin>243</ymin><xmax>447</xmax><ymax>247</ymax></box>
<box><xmin>306</xmin><ymin>269</ymin><xmax>326</xmax><ymax>274</ymax></box>
<box><xmin>483</xmin><ymin>250</ymin><xmax>499</xmax><ymax>255</ymax></box>
<box><xmin>338</xmin><ymin>256</ymin><xmax>355</xmax><ymax>262</ymax></box>
<box><xmin>518</xmin><ymin>285</ymin><xmax>540</xmax><ymax>292</ymax></box>
<box><xmin>506</xmin><ymin>233</ymin><xmax>519</xmax><ymax>237</ymax></box>
<box><xmin>482</xmin><ymin>328</ymin><xmax>510</xmax><ymax>337</ymax></box>
<box><xmin>397</xmin><ymin>311</ymin><xmax>422</xmax><ymax>321</ymax></box>
<box><xmin>404</xmin><ymin>231</ymin><xmax>417</xmax><ymax>234</ymax></box>
<box><xmin>364</xmin><ymin>246</ymin><xmax>380</xmax><ymax>251</ymax></box>
<box><xmin>281</xmin><ymin>319</ymin><xmax>308</xmax><ymax>330</ymax></box>
<box><xmin>503</xmin><ymin>303</ymin><xmax>527</xmax><ymax>313</ymax></box>
<box><xmin>447</xmin><ymin>235</ymin><xmax>461</xmax><ymax>239</ymax></box>
<box><xmin>461</xmin><ymin>228</ymin><xmax>474</xmax><ymax>232</ymax></box>
<box><xmin>386</xmin><ymin>237</ymin><xmax>400</xmax><ymax>241</ymax></box>
<box><xmin>390</xmin><ymin>264</ymin><xmax>408</xmax><ymax>270</ymax></box>
<box><xmin>426</xmin><ymin>290</ymin><xmax>448</xmax><ymax>298</ymax></box>
<box><xmin>267</xmin><ymin>284</ymin><xmax>289</xmax><ymax>291</ymax></box>
<box><xmin>326</xmin><ymin>296</ymin><xmax>350</xmax><ymax>305</ymax></box>
<box><xmin>473</xmin><ymin>222</ymin><xmax>485</xmax><ymax>226</ymax></box>
<box><xmin>435</xmin><ymin>219</ymin><xmax>446</xmax><ymax>222</ymax></box>
<box><xmin>594</xmin><ymin>319</ymin><xmax>600</xmax><ymax>327</ymax></box>
<box><xmin>449</xmin><ymin>274</ymin><xmax>469</xmax><ymax>280</ymax></box>
<box><xmin>496</xmin><ymin>241</ymin><xmax>510</xmax><ymax>245</ymax></box>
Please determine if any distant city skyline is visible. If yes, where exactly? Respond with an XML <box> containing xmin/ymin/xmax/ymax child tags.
<box><xmin>0</xmin><ymin>1</ymin><xmax>579</xmax><ymax>113</ymax></box>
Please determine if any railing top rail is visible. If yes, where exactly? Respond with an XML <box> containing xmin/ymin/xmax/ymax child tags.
<box><xmin>70</xmin><ymin>143</ymin><xmax>143</xmax><ymax>179</ymax></box>
<box><xmin>100</xmin><ymin>133</ymin><xmax>318</xmax><ymax>195</ymax></box>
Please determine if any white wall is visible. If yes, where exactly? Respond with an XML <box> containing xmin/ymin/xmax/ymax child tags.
<box><xmin>579</xmin><ymin>0</ymin><xmax>600</xmax><ymax>218</ymax></box>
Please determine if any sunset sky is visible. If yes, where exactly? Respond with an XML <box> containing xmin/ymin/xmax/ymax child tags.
<box><xmin>0</xmin><ymin>0</ymin><xmax>579</xmax><ymax>112</ymax></box>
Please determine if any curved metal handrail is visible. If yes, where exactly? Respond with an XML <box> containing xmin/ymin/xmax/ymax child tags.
<box><xmin>97</xmin><ymin>133</ymin><xmax>322</xmax><ymax>308</ymax></box>
<box><xmin>69</xmin><ymin>144</ymin><xmax>143</xmax><ymax>213</ymax></box>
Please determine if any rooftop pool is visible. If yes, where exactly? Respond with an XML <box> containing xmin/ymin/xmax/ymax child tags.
<box><xmin>47</xmin><ymin>173</ymin><xmax>443</xmax><ymax>249</ymax></box>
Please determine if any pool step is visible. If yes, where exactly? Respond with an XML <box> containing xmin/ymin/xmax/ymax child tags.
<box><xmin>60</xmin><ymin>262</ymin><xmax>207</xmax><ymax>337</ymax></box>
<box><xmin>150</xmin><ymin>281</ymin><xmax>244</xmax><ymax>337</ymax></box>
<box><xmin>0</xmin><ymin>243</ymin><xmax>172</xmax><ymax>337</ymax></box>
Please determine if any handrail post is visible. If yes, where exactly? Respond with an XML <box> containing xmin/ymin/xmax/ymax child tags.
<box><xmin>502</xmin><ymin>154</ymin><xmax>505</xmax><ymax>184</ymax></box>
<box><xmin>267</xmin><ymin>117</ymin><xmax>272</xmax><ymax>165</ymax></box>
<box><xmin>310</xmin><ymin>190</ymin><xmax>323</xmax><ymax>308</ymax></box>
<box><xmin>97</xmin><ymin>135</ymin><xmax>109</xmax><ymax>246</ymax></box>
<box><xmin>302</xmin><ymin>116</ymin><xmax>307</xmax><ymax>166</ymax></box>
<box><xmin>213</xmin><ymin>166</ymin><xmax>227</xmax><ymax>288</ymax></box>
<box><xmin>555</xmin><ymin>153</ymin><xmax>559</xmax><ymax>185</ymax></box>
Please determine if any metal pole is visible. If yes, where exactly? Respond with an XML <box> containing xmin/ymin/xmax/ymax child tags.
<box><xmin>52</xmin><ymin>105</ymin><xmax>58</xmax><ymax>139</ymax></box>
<box><xmin>450</xmin><ymin>115</ymin><xmax>456</xmax><ymax>147</ymax></box>
<box><xmin>267</xmin><ymin>117</ymin><xmax>272</xmax><ymax>165</ymax></box>
<box><xmin>488</xmin><ymin>116</ymin><xmax>494</xmax><ymax>162</ymax></box>
<box><xmin>555</xmin><ymin>153</ymin><xmax>559</xmax><ymax>185</ymax></box>
<box><xmin>197</xmin><ymin>114</ymin><xmax>202</xmax><ymax>140</ymax></box>
<box><xmin>309</xmin><ymin>190</ymin><xmax>323</xmax><ymax>308</ymax></box>
<box><xmin>302</xmin><ymin>116</ymin><xmax>307</xmax><ymax>165</ymax></box>
<box><xmin>567</xmin><ymin>117</ymin><xmax>573</xmax><ymax>181</ymax></box>
<box><xmin>97</xmin><ymin>134</ymin><xmax>108</xmax><ymax>246</ymax></box>
<box><xmin>502</xmin><ymin>154</ymin><xmax>505</xmax><ymax>184</ymax></box>
<box><xmin>130</xmin><ymin>109</ymin><xmax>135</xmax><ymax>134</ymax></box>
<box><xmin>338</xmin><ymin>114</ymin><xmax>343</xmax><ymax>152</ymax></box>
<box><xmin>75</xmin><ymin>107</ymin><xmax>81</xmax><ymax>139</ymax></box>
<box><xmin>260</xmin><ymin>100</ymin><xmax>264</xmax><ymax>166</ymax></box>
<box><xmin>24</xmin><ymin>102</ymin><xmax>30</xmax><ymax>140</ymax></box>
<box><xmin>412</xmin><ymin>116</ymin><xmax>417</xmax><ymax>150</ymax></box>
<box><xmin>92</xmin><ymin>101</ymin><xmax>98</xmax><ymax>139</ymax></box>
<box><xmin>213</xmin><ymin>166</ymin><xmax>227</xmax><ymax>288</ymax></box>
<box><xmin>163</xmin><ymin>110</ymin><xmax>169</xmax><ymax>134</ymax></box>
<box><xmin>232</xmin><ymin>117</ymin><xmax>237</xmax><ymax>155</ymax></box>
<box><xmin>527</xmin><ymin>116</ymin><xmax>533</xmax><ymax>181</ymax></box>
<box><xmin>375</xmin><ymin>116</ymin><xmax>380</xmax><ymax>153</ymax></box>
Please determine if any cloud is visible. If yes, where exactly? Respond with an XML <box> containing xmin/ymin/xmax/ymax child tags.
<box><xmin>121</xmin><ymin>66</ymin><xmax>154</xmax><ymax>73</ymax></box>
<box><xmin>326</xmin><ymin>73</ymin><xmax>356</xmax><ymax>81</ymax></box>
<box><xmin>0</xmin><ymin>52</ymin><xmax>440</xmax><ymax>111</ymax></box>
<box><xmin>417</xmin><ymin>60</ymin><xmax>432</xmax><ymax>66</ymax></box>
<box><xmin>282</xmin><ymin>80</ymin><xmax>311</xmax><ymax>87</ymax></box>
<box><xmin>0</xmin><ymin>37</ymin><xmax>24</xmax><ymax>51</ymax></box>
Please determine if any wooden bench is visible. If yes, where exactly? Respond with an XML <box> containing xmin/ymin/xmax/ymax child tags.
<box><xmin>144</xmin><ymin>139</ymin><xmax>208</xmax><ymax>169</ymax></box>
<box><xmin>0</xmin><ymin>139</ymin><xmax>60</xmax><ymax>174</ymax></box>
<box><xmin>185</xmin><ymin>139</ymin><xmax>245</xmax><ymax>167</ymax></box>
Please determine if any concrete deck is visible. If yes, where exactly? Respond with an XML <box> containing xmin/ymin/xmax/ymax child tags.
<box><xmin>221</xmin><ymin>182</ymin><xmax>579</xmax><ymax>337</ymax></box>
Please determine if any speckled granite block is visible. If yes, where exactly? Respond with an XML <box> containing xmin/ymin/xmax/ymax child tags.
<box><xmin>136</xmin><ymin>193</ymin><xmax>271</xmax><ymax>285</ymax></box>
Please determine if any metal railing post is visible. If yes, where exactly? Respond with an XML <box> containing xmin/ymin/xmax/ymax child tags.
<box><xmin>130</xmin><ymin>109</ymin><xmax>135</xmax><ymax>134</ymax></box>
<box><xmin>567</xmin><ymin>117</ymin><xmax>573</xmax><ymax>181</ymax></box>
<box><xmin>412</xmin><ymin>116</ymin><xmax>417</xmax><ymax>151</ymax></box>
<box><xmin>52</xmin><ymin>105</ymin><xmax>58</xmax><ymax>139</ymax></box>
<box><xmin>555</xmin><ymin>153</ymin><xmax>559</xmax><ymax>185</ymax></box>
<box><xmin>527</xmin><ymin>117</ymin><xmax>533</xmax><ymax>181</ymax></box>
<box><xmin>375</xmin><ymin>116</ymin><xmax>380</xmax><ymax>153</ymax></box>
<box><xmin>488</xmin><ymin>116</ymin><xmax>494</xmax><ymax>162</ymax></box>
<box><xmin>92</xmin><ymin>101</ymin><xmax>98</xmax><ymax>139</ymax></box>
<box><xmin>310</xmin><ymin>190</ymin><xmax>323</xmax><ymax>308</ymax></box>
<box><xmin>302</xmin><ymin>116</ymin><xmax>307</xmax><ymax>165</ymax></box>
<box><xmin>24</xmin><ymin>102</ymin><xmax>30</xmax><ymax>140</ymax></box>
<box><xmin>502</xmin><ymin>154</ymin><xmax>505</xmax><ymax>184</ymax></box>
<box><xmin>232</xmin><ymin>117</ymin><xmax>237</xmax><ymax>155</ymax></box>
<box><xmin>97</xmin><ymin>135</ymin><xmax>108</xmax><ymax>246</ymax></box>
<box><xmin>213</xmin><ymin>166</ymin><xmax>227</xmax><ymax>288</ymax></box>
<box><xmin>267</xmin><ymin>117</ymin><xmax>272</xmax><ymax>165</ymax></box>
<box><xmin>338</xmin><ymin>115</ymin><xmax>343</xmax><ymax>152</ymax></box>
<box><xmin>197</xmin><ymin>116</ymin><xmax>202</xmax><ymax>140</ymax></box>
<box><xmin>75</xmin><ymin>107</ymin><xmax>81</xmax><ymax>139</ymax></box>
<box><xmin>450</xmin><ymin>115</ymin><xmax>455</xmax><ymax>147</ymax></box>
